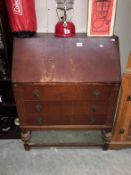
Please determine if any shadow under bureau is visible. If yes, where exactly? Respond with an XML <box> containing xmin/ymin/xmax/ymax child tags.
<box><xmin>12</xmin><ymin>34</ymin><xmax>121</xmax><ymax>150</ymax></box>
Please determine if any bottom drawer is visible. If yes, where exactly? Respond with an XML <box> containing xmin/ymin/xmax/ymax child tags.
<box><xmin>22</xmin><ymin>114</ymin><xmax>107</xmax><ymax>126</ymax></box>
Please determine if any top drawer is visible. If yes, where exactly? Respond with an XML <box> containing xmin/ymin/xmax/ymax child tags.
<box><xmin>14</xmin><ymin>84</ymin><xmax>115</xmax><ymax>101</ymax></box>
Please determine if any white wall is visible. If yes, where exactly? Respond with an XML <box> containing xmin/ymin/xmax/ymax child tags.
<box><xmin>35</xmin><ymin>0</ymin><xmax>131</xmax><ymax>73</ymax></box>
<box><xmin>35</xmin><ymin>0</ymin><xmax>88</xmax><ymax>33</ymax></box>
<box><xmin>114</xmin><ymin>0</ymin><xmax>131</xmax><ymax>73</ymax></box>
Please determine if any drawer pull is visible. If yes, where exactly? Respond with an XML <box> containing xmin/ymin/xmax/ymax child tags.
<box><xmin>36</xmin><ymin>117</ymin><xmax>44</xmax><ymax>125</ymax></box>
<box><xmin>91</xmin><ymin>105</ymin><xmax>97</xmax><ymax>112</ymax></box>
<box><xmin>119</xmin><ymin>128</ymin><xmax>125</xmax><ymax>134</ymax></box>
<box><xmin>90</xmin><ymin>117</ymin><xmax>96</xmax><ymax>124</ymax></box>
<box><xmin>33</xmin><ymin>89</ymin><xmax>40</xmax><ymax>98</ymax></box>
<box><xmin>35</xmin><ymin>104</ymin><xmax>42</xmax><ymax>113</ymax></box>
<box><xmin>92</xmin><ymin>89</ymin><xmax>101</xmax><ymax>97</ymax></box>
<box><xmin>127</xmin><ymin>96</ymin><xmax>131</xmax><ymax>101</ymax></box>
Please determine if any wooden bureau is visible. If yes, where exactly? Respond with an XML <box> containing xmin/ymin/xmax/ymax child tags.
<box><xmin>12</xmin><ymin>34</ymin><xmax>121</xmax><ymax>150</ymax></box>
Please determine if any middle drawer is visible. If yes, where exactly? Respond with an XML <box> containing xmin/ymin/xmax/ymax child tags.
<box><xmin>24</xmin><ymin>101</ymin><xmax>108</xmax><ymax>116</ymax></box>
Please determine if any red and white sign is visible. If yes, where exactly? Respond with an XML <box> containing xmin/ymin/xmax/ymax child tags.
<box><xmin>87</xmin><ymin>0</ymin><xmax>117</xmax><ymax>36</ymax></box>
<box><xmin>6</xmin><ymin>0</ymin><xmax>37</xmax><ymax>32</ymax></box>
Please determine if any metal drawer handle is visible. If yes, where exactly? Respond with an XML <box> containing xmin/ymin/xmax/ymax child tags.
<box><xmin>33</xmin><ymin>89</ymin><xmax>40</xmax><ymax>98</ymax></box>
<box><xmin>36</xmin><ymin>117</ymin><xmax>44</xmax><ymax>125</ymax></box>
<box><xmin>92</xmin><ymin>89</ymin><xmax>101</xmax><ymax>97</ymax></box>
<box><xmin>127</xmin><ymin>96</ymin><xmax>131</xmax><ymax>101</ymax></box>
<box><xmin>35</xmin><ymin>104</ymin><xmax>42</xmax><ymax>113</ymax></box>
<box><xmin>119</xmin><ymin>128</ymin><xmax>125</xmax><ymax>134</ymax></box>
<box><xmin>91</xmin><ymin>105</ymin><xmax>97</xmax><ymax>112</ymax></box>
<box><xmin>90</xmin><ymin>117</ymin><xmax>96</xmax><ymax>124</ymax></box>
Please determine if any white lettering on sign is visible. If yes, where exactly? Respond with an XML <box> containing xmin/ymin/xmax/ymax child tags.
<box><xmin>64</xmin><ymin>29</ymin><xmax>70</xmax><ymax>34</ymax></box>
<box><xmin>12</xmin><ymin>0</ymin><xmax>23</xmax><ymax>15</ymax></box>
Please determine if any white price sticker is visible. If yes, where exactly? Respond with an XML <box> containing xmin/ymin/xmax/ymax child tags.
<box><xmin>76</xmin><ymin>42</ymin><xmax>83</xmax><ymax>47</ymax></box>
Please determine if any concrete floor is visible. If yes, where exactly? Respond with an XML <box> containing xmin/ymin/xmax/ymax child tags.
<box><xmin>0</xmin><ymin>140</ymin><xmax>131</xmax><ymax>175</ymax></box>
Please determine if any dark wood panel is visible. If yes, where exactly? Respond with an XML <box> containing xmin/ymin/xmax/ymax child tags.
<box><xmin>12</xmin><ymin>35</ymin><xmax>121</xmax><ymax>83</ymax></box>
<box><xmin>24</xmin><ymin>100</ymin><xmax>108</xmax><ymax>116</ymax></box>
<box><xmin>15</xmin><ymin>84</ymin><xmax>114</xmax><ymax>101</ymax></box>
<box><xmin>19</xmin><ymin>100</ymin><xmax>109</xmax><ymax>126</ymax></box>
<box><xmin>22</xmin><ymin>114</ymin><xmax>108</xmax><ymax>126</ymax></box>
<box><xmin>21</xmin><ymin>125</ymin><xmax>112</xmax><ymax>130</ymax></box>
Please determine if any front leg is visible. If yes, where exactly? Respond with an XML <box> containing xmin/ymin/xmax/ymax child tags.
<box><xmin>21</xmin><ymin>129</ymin><xmax>31</xmax><ymax>151</ymax></box>
<box><xmin>102</xmin><ymin>129</ymin><xmax>112</xmax><ymax>150</ymax></box>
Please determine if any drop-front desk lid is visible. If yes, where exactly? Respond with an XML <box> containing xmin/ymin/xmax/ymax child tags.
<box><xmin>12</xmin><ymin>34</ymin><xmax>121</xmax><ymax>83</ymax></box>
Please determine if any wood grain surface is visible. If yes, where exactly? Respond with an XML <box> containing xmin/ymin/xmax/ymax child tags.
<box><xmin>12</xmin><ymin>34</ymin><xmax>121</xmax><ymax>83</ymax></box>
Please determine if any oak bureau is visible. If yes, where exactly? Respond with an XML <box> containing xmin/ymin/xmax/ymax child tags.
<box><xmin>12</xmin><ymin>34</ymin><xmax>121</xmax><ymax>150</ymax></box>
<box><xmin>110</xmin><ymin>52</ymin><xmax>131</xmax><ymax>149</ymax></box>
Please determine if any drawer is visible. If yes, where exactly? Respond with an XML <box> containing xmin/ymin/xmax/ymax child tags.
<box><xmin>24</xmin><ymin>100</ymin><xmax>108</xmax><ymax>116</ymax></box>
<box><xmin>22</xmin><ymin>114</ymin><xmax>108</xmax><ymax>126</ymax></box>
<box><xmin>22</xmin><ymin>100</ymin><xmax>109</xmax><ymax>126</ymax></box>
<box><xmin>16</xmin><ymin>84</ymin><xmax>114</xmax><ymax>101</ymax></box>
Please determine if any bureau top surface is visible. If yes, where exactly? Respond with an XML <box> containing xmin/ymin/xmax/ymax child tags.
<box><xmin>12</xmin><ymin>34</ymin><xmax>121</xmax><ymax>83</ymax></box>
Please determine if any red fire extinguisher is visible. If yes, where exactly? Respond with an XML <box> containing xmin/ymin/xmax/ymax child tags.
<box><xmin>5</xmin><ymin>0</ymin><xmax>37</xmax><ymax>37</ymax></box>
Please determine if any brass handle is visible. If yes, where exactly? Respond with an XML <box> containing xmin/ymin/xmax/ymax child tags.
<box><xmin>91</xmin><ymin>105</ymin><xmax>97</xmax><ymax>112</ymax></box>
<box><xmin>127</xmin><ymin>96</ymin><xmax>131</xmax><ymax>101</ymax></box>
<box><xmin>33</xmin><ymin>89</ymin><xmax>40</xmax><ymax>98</ymax></box>
<box><xmin>14</xmin><ymin>84</ymin><xmax>17</xmax><ymax>87</ymax></box>
<box><xmin>35</xmin><ymin>104</ymin><xmax>42</xmax><ymax>113</ymax></box>
<box><xmin>92</xmin><ymin>89</ymin><xmax>101</xmax><ymax>97</ymax></box>
<box><xmin>36</xmin><ymin>117</ymin><xmax>44</xmax><ymax>125</ymax></box>
<box><xmin>119</xmin><ymin>128</ymin><xmax>125</xmax><ymax>134</ymax></box>
<box><xmin>90</xmin><ymin>117</ymin><xmax>96</xmax><ymax>124</ymax></box>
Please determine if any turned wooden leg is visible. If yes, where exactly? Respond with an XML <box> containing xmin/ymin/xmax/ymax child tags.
<box><xmin>21</xmin><ymin>129</ymin><xmax>31</xmax><ymax>151</ymax></box>
<box><xmin>102</xmin><ymin>130</ymin><xmax>112</xmax><ymax>151</ymax></box>
<box><xmin>24</xmin><ymin>144</ymin><xmax>30</xmax><ymax>151</ymax></box>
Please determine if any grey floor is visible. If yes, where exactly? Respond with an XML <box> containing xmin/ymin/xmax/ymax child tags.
<box><xmin>0</xmin><ymin>140</ymin><xmax>131</xmax><ymax>175</ymax></box>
